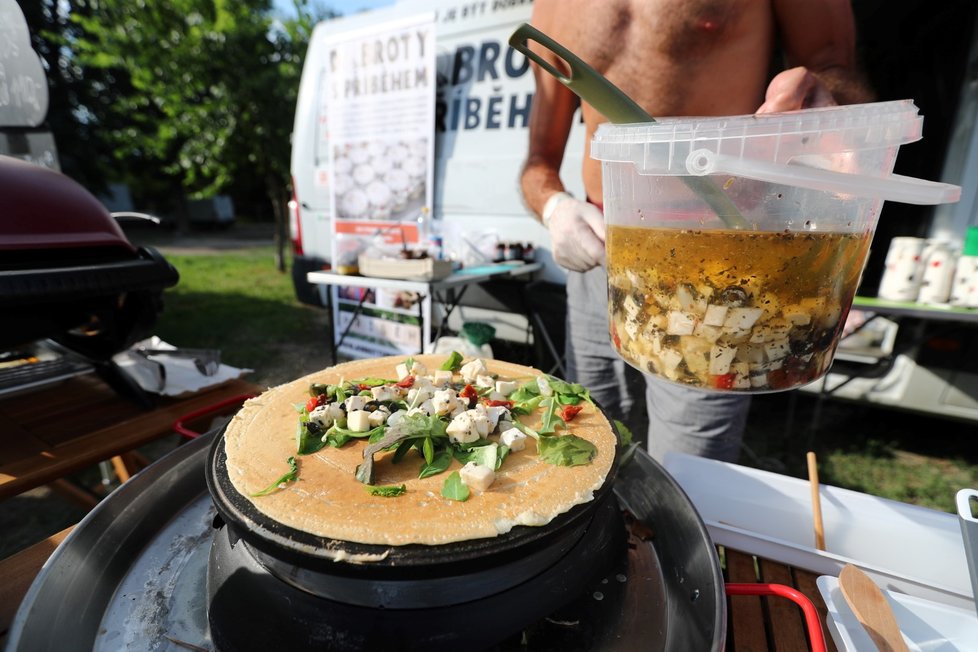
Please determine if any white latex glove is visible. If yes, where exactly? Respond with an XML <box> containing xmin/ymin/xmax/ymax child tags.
<box><xmin>543</xmin><ymin>193</ymin><xmax>606</xmax><ymax>272</ymax></box>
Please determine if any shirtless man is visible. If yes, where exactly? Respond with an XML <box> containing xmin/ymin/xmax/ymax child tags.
<box><xmin>520</xmin><ymin>0</ymin><xmax>873</xmax><ymax>462</ymax></box>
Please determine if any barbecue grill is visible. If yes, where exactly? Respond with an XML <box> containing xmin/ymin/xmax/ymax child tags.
<box><xmin>0</xmin><ymin>155</ymin><xmax>179</xmax><ymax>402</ymax></box>
<box><xmin>6</xmin><ymin>425</ymin><xmax>729</xmax><ymax>651</ymax></box>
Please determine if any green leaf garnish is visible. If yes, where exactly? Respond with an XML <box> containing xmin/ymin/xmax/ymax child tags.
<box><xmin>251</xmin><ymin>456</ymin><xmax>299</xmax><ymax>496</ymax></box>
<box><xmin>405</xmin><ymin>356</ymin><xmax>415</xmax><ymax>372</ymax></box>
<box><xmin>322</xmin><ymin>423</ymin><xmax>384</xmax><ymax>448</ymax></box>
<box><xmin>613</xmin><ymin>419</ymin><xmax>634</xmax><ymax>447</ymax></box>
<box><xmin>538</xmin><ymin>396</ymin><xmax>566</xmax><ymax>435</ymax></box>
<box><xmin>537</xmin><ymin>434</ymin><xmax>596</xmax><ymax>466</ymax></box>
<box><xmin>296</xmin><ymin>411</ymin><xmax>327</xmax><ymax>455</ymax></box>
<box><xmin>441</xmin><ymin>471</ymin><xmax>470</xmax><ymax>501</ymax></box>
<box><xmin>366</xmin><ymin>484</ymin><xmax>407</xmax><ymax>497</ymax></box>
<box><xmin>440</xmin><ymin>351</ymin><xmax>463</xmax><ymax>372</ymax></box>
<box><xmin>419</xmin><ymin>449</ymin><xmax>453</xmax><ymax>479</ymax></box>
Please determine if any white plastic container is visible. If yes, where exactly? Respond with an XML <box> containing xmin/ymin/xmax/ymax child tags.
<box><xmin>951</xmin><ymin>255</ymin><xmax>978</xmax><ymax>307</ymax></box>
<box><xmin>917</xmin><ymin>241</ymin><xmax>957</xmax><ymax>304</ymax></box>
<box><xmin>662</xmin><ymin>452</ymin><xmax>974</xmax><ymax>609</ymax></box>
<box><xmin>590</xmin><ymin>101</ymin><xmax>960</xmax><ymax>393</ymax></box>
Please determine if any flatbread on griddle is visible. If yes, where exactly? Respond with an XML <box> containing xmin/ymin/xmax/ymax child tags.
<box><xmin>222</xmin><ymin>355</ymin><xmax>617</xmax><ymax>546</ymax></box>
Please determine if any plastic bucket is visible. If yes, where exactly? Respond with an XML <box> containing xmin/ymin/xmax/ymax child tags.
<box><xmin>590</xmin><ymin>100</ymin><xmax>960</xmax><ymax>392</ymax></box>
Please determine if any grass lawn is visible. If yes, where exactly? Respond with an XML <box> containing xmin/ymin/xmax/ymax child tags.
<box><xmin>153</xmin><ymin>245</ymin><xmax>978</xmax><ymax>513</ymax></box>
<box><xmin>152</xmin><ymin>246</ymin><xmax>333</xmax><ymax>388</ymax></box>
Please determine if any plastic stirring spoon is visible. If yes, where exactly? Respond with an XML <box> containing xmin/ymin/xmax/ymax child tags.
<box><xmin>508</xmin><ymin>23</ymin><xmax>749</xmax><ymax>229</ymax></box>
<box><xmin>838</xmin><ymin>564</ymin><xmax>910</xmax><ymax>652</ymax></box>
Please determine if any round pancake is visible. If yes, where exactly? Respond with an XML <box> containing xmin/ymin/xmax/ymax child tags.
<box><xmin>222</xmin><ymin>355</ymin><xmax>618</xmax><ymax>546</ymax></box>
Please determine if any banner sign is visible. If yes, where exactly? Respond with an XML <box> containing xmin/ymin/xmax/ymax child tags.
<box><xmin>319</xmin><ymin>13</ymin><xmax>437</xmax><ymax>357</ymax></box>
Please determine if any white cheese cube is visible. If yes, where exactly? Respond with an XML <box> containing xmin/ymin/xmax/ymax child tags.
<box><xmin>449</xmin><ymin>402</ymin><xmax>467</xmax><ymax>418</ymax></box>
<box><xmin>536</xmin><ymin>375</ymin><xmax>553</xmax><ymax>396</ymax></box>
<box><xmin>417</xmin><ymin>399</ymin><xmax>436</xmax><ymax>416</ymax></box>
<box><xmin>370</xmin><ymin>385</ymin><xmax>398</xmax><ymax>402</ymax></box>
<box><xmin>666</xmin><ymin>311</ymin><xmax>696</xmax><ymax>336</ymax></box>
<box><xmin>347</xmin><ymin>410</ymin><xmax>371</xmax><ymax>432</ymax></box>
<box><xmin>722</xmin><ymin>307</ymin><xmax>764</xmax><ymax>331</ymax></box>
<box><xmin>308</xmin><ymin>404</ymin><xmax>338</xmax><ymax>427</ymax></box>
<box><xmin>708</xmin><ymin>344</ymin><xmax>738</xmax><ymax>375</ymax></box>
<box><xmin>411</xmin><ymin>361</ymin><xmax>428</xmax><ymax>376</ymax></box>
<box><xmin>407</xmin><ymin>386</ymin><xmax>434</xmax><ymax>405</ymax></box>
<box><xmin>623</xmin><ymin>294</ymin><xmax>642</xmax><ymax>320</ymax></box>
<box><xmin>446</xmin><ymin>413</ymin><xmax>480</xmax><ymax>444</ymax></box>
<box><xmin>431</xmin><ymin>389</ymin><xmax>458</xmax><ymax>416</ymax></box>
<box><xmin>495</xmin><ymin>380</ymin><xmax>518</xmax><ymax>396</ymax></box>
<box><xmin>660</xmin><ymin>348</ymin><xmax>684</xmax><ymax>371</ymax></box>
<box><xmin>468</xmin><ymin>410</ymin><xmax>491</xmax><ymax>438</ymax></box>
<box><xmin>345</xmin><ymin>395</ymin><xmax>369</xmax><ymax>412</ymax></box>
<box><xmin>731</xmin><ymin>362</ymin><xmax>751</xmax><ymax>389</ymax></box>
<box><xmin>460</xmin><ymin>359</ymin><xmax>488</xmax><ymax>383</ymax></box>
<box><xmin>432</xmin><ymin>369</ymin><xmax>454</xmax><ymax>387</ymax></box>
<box><xmin>413</xmin><ymin>376</ymin><xmax>434</xmax><ymax>390</ymax></box>
<box><xmin>624</xmin><ymin>319</ymin><xmax>640</xmax><ymax>339</ymax></box>
<box><xmin>703</xmin><ymin>304</ymin><xmax>728</xmax><ymax>327</ymax></box>
<box><xmin>499</xmin><ymin>427</ymin><xmax>527</xmax><ymax>452</ymax></box>
<box><xmin>749</xmin><ymin>372</ymin><xmax>769</xmax><ymax>388</ymax></box>
<box><xmin>459</xmin><ymin>462</ymin><xmax>495</xmax><ymax>492</ymax></box>
<box><xmin>485</xmin><ymin>405</ymin><xmax>510</xmax><ymax>430</ymax></box>
<box><xmin>395</xmin><ymin>362</ymin><xmax>411</xmax><ymax>380</ymax></box>
<box><xmin>475</xmin><ymin>374</ymin><xmax>495</xmax><ymax>388</ymax></box>
<box><xmin>764</xmin><ymin>337</ymin><xmax>791</xmax><ymax>361</ymax></box>
<box><xmin>386</xmin><ymin>410</ymin><xmax>407</xmax><ymax>427</ymax></box>
<box><xmin>782</xmin><ymin>304</ymin><xmax>811</xmax><ymax>326</ymax></box>
<box><xmin>367</xmin><ymin>409</ymin><xmax>389</xmax><ymax>427</ymax></box>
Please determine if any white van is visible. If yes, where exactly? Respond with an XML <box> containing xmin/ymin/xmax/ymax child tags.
<box><xmin>288</xmin><ymin>0</ymin><xmax>586</xmax><ymax>308</ymax></box>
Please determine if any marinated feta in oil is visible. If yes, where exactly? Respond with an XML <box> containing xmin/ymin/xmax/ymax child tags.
<box><xmin>606</xmin><ymin>226</ymin><xmax>871</xmax><ymax>391</ymax></box>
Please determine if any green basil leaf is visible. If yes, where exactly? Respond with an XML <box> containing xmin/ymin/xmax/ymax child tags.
<box><xmin>537</xmin><ymin>435</ymin><xmax>596</xmax><ymax>467</ymax></box>
<box><xmin>422</xmin><ymin>436</ymin><xmax>435</xmax><ymax>464</ymax></box>
<box><xmin>419</xmin><ymin>449</ymin><xmax>453</xmax><ymax>479</ymax></box>
<box><xmin>465</xmin><ymin>442</ymin><xmax>498</xmax><ymax>469</ymax></box>
<box><xmin>495</xmin><ymin>445</ymin><xmax>511</xmax><ymax>471</ymax></box>
<box><xmin>366</xmin><ymin>484</ymin><xmax>407</xmax><ymax>497</ymax></box>
<box><xmin>441</xmin><ymin>471</ymin><xmax>470</xmax><ymax>501</ymax></box>
<box><xmin>440</xmin><ymin>351</ymin><xmax>463</xmax><ymax>372</ymax></box>
<box><xmin>392</xmin><ymin>438</ymin><xmax>414</xmax><ymax>464</ymax></box>
<box><xmin>323</xmin><ymin>424</ymin><xmax>384</xmax><ymax>448</ymax></box>
<box><xmin>509</xmin><ymin>382</ymin><xmax>540</xmax><ymax>403</ymax></box>
<box><xmin>405</xmin><ymin>356</ymin><xmax>415</xmax><ymax>372</ymax></box>
<box><xmin>297</xmin><ymin>412</ymin><xmax>328</xmax><ymax>455</ymax></box>
<box><xmin>251</xmin><ymin>456</ymin><xmax>299</xmax><ymax>496</ymax></box>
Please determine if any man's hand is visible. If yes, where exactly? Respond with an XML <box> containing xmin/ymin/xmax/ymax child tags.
<box><xmin>545</xmin><ymin>195</ymin><xmax>606</xmax><ymax>272</ymax></box>
<box><xmin>757</xmin><ymin>66</ymin><xmax>837</xmax><ymax>114</ymax></box>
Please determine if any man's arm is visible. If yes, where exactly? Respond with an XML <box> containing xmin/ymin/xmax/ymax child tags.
<box><xmin>762</xmin><ymin>0</ymin><xmax>874</xmax><ymax>112</ymax></box>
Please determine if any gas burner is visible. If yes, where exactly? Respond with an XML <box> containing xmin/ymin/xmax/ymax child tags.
<box><xmin>6</xmin><ymin>431</ymin><xmax>726</xmax><ymax>651</ymax></box>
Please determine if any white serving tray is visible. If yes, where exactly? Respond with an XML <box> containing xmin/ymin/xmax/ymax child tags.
<box><xmin>817</xmin><ymin>575</ymin><xmax>978</xmax><ymax>651</ymax></box>
<box><xmin>662</xmin><ymin>452</ymin><xmax>974</xmax><ymax>609</ymax></box>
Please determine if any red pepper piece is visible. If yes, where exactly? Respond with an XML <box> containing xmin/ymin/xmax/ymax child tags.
<box><xmin>485</xmin><ymin>399</ymin><xmax>514</xmax><ymax>409</ymax></box>
<box><xmin>560</xmin><ymin>404</ymin><xmax>584</xmax><ymax>421</ymax></box>
<box><xmin>396</xmin><ymin>375</ymin><xmax>415</xmax><ymax>388</ymax></box>
<box><xmin>709</xmin><ymin>373</ymin><xmax>736</xmax><ymax>390</ymax></box>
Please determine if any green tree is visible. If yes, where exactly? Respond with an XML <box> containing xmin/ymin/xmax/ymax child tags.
<box><xmin>66</xmin><ymin>0</ymin><xmax>332</xmax><ymax>269</ymax></box>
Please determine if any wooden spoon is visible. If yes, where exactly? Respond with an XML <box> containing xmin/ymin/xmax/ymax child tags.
<box><xmin>838</xmin><ymin>564</ymin><xmax>910</xmax><ymax>652</ymax></box>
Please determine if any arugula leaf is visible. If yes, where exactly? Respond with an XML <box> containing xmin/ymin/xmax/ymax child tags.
<box><xmin>366</xmin><ymin>484</ymin><xmax>407</xmax><ymax>497</ymax></box>
<box><xmin>440</xmin><ymin>351</ymin><xmax>463</xmax><ymax>372</ymax></box>
<box><xmin>538</xmin><ymin>397</ymin><xmax>566</xmax><ymax>435</ymax></box>
<box><xmin>422</xmin><ymin>436</ymin><xmax>435</xmax><ymax>464</ymax></box>
<box><xmin>351</xmin><ymin>377</ymin><xmax>395</xmax><ymax>388</ymax></box>
<box><xmin>251</xmin><ymin>456</ymin><xmax>299</xmax><ymax>496</ymax></box>
<box><xmin>510</xmin><ymin>394</ymin><xmax>545</xmax><ymax>416</ymax></box>
<box><xmin>509</xmin><ymin>381</ymin><xmax>540</xmax><ymax>403</ymax></box>
<box><xmin>441</xmin><ymin>471</ymin><xmax>470</xmax><ymax>501</ymax></box>
<box><xmin>465</xmin><ymin>442</ymin><xmax>498</xmax><ymax>470</ymax></box>
<box><xmin>537</xmin><ymin>435</ymin><xmax>597</xmax><ymax>466</ymax></box>
<box><xmin>509</xmin><ymin>419</ymin><xmax>540</xmax><ymax>441</ymax></box>
<box><xmin>405</xmin><ymin>356</ymin><xmax>415</xmax><ymax>372</ymax></box>
<box><xmin>419</xmin><ymin>449</ymin><xmax>453</xmax><ymax>479</ymax></box>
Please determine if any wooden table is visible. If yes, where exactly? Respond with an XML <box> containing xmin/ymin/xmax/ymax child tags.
<box><xmin>0</xmin><ymin>373</ymin><xmax>261</xmax><ymax>503</ymax></box>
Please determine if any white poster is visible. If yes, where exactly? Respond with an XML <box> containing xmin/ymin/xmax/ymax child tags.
<box><xmin>319</xmin><ymin>13</ymin><xmax>437</xmax><ymax>357</ymax></box>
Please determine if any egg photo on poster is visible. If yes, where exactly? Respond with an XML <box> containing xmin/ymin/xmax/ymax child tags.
<box><xmin>334</xmin><ymin>138</ymin><xmax>428</xmax><ymax>221</ymax></box>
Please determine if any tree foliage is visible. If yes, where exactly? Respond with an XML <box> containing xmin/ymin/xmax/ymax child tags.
<box><xmin>18</xmin><ymin>0</ymin><xmax>336</xmax><ymax>266</ymax></box>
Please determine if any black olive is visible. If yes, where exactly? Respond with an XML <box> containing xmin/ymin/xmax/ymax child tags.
<box><xmin>718</xmin><ymin>286</ymin><xmax>749</xmax><ymax>307</ymax></box>
<box><xmin>609</xmin><ymin>284</ymin><xmax>627</xmax><ymax>313</ymax></box>
<box><xmin>789</xmin><ymin>337</ymin><xmax>815</xmax><ymax>356</ymax></box>
<box><xmin>814</xmin><ymin>328</ymin><xmax>836</xmax><ymax>350</ymax></box>
<box><xmin>306</xmin><ymin>421</ymin><xmax>324</xmax><ymax>436</ymax></box>
<box><xmin>364</xmin><ymin>400</ymin><xmax>381</xmax><ymax>412</ymax></box>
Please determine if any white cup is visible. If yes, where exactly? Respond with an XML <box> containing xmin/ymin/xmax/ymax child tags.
<box><xmin>918</xmin><ymin>241</ymin><xmax>957</xmax><ymax>304</ymax></box>
<box><xmin>950</xmin><ymin>255</ymin><xmax>978</xmax><ymax>307</ymax></box>
<box><xmin>878</xmin><ymin>237</ymin><xmax>927</xmax><ymax>301</ymax></box>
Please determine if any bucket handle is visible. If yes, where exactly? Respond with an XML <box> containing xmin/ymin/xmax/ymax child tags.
<box><xmin>686</xmin><ymin>149</ymin><xmax>961</xmax><ymax>206</ymax></box>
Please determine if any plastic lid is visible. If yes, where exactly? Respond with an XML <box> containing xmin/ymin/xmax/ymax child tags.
<box><xmin>590</xmin><ymin>100</ymin><xmax>924</xmax><ymax>173</ymax></box>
